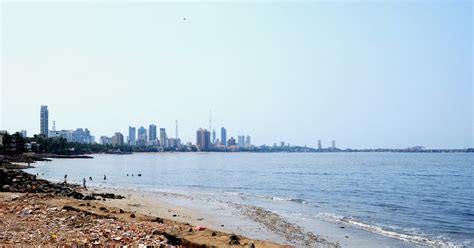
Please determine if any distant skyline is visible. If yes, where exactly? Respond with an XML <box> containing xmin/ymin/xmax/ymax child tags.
<box><xmin>1</xmin><ymin>2</ymin><xmax>472</xmax><ymax>149</ymax></box>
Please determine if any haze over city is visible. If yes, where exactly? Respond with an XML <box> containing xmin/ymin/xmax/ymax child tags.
<box><xmin>1</xmin><ymin>2</ymin><xmax>472</xmax><ymax>149</ymax></box>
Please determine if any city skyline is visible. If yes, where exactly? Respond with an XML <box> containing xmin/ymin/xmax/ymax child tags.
<box><xmin>1</xmin><ymin>2</ymin><xmax>472</xmax><ymax>149</ymax></box>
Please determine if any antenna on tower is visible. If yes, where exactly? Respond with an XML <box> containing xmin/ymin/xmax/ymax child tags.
<box><xmin>209</xmin><ymin>110</ymin><xmax>212</xmax><ymax>131</ymax></box>
<box><xmin>175</xmin><ymin>120</ymin><xmax>179</xmax><ymax>139</ymax></box>
<box><xmin>52</xmin><ymin>121</ymin><xmax>56</xmax><ymax>131</ymax></box>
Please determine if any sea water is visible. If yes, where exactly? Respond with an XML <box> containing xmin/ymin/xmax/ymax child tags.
<box><xmin>26</xmin><ymin>152</ymin><xmax>473</xmax><ymax>247</ymax></box>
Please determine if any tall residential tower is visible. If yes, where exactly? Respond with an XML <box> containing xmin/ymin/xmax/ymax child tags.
<box><xmin>40</xmin><ymin>105</ymin><xmax>49</xmax><ymax>137</ymax></box>
<box><xmin>149</xmin><ymin>124</ymin><xmax>157</xmax><ymax>141</ymax></box>
<box><xmin>221</xmin><ymin>127</ymin><xmax>227</xmax><ymax>146</ymax></box>
<box><xmin>128</xmin><ymin>126</ymin><xmax>136</xmax><ymax>146</ymax></box>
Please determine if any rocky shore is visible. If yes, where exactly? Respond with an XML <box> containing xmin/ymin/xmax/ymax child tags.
<box><xmin>0</xmin><ymin>169</ymin><xmax>288</xmax><ymax>247</ymax></box>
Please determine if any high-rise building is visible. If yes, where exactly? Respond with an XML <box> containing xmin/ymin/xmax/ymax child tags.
<box><xmin>318</xmin><ymin>140</ymin><xmax>322</xmax><ymax>150</ymax></box>
<box><xmin>160</xmin><ymin>128</ymin><xmax>167</xmax><ymax>148</ymax></box>
<box><xmin>196</xmin><ymin>128</ymin><xmax>211</xmax><ymax>151</ymax></box>
<box><xmin>112</xmin><ymin>132</ymin><xmax>124</xmax><ymax>147</ymax></box>
<box><xmin>212</xmin><ymin>129</ymin><xmax>216</xmax><ymax>144</ymax></box>
<box><xmin>20</xmin><ymin>130</ymin><xmax>27</xmax><ymax>138</ymax></box>
<box><xmin>221</xmin><ymin>127</ymin><xmax>227</xmax><ymax>146</ymax></box>
<box><xmin>238</xmin><ymin>135</ymin><xmax>245</xmax><ymax>148</ymax></box>
<box><xmin>227</xmin><ymin>137</ymin><xmax>236</xmax><ymax>146</ymax></box>
<box><xmin>128</xmin><ymin>126</ymin><xmax>136</xmax><ymax>146</ymax></box>
<box><xmin>100</xmin><ymin>136</ymin><xmax>112</xmax><ymax>145</ymax></box>
<box><xmin>40</xmin><ymin>105</ymin><xmax>49</xmax><ymax>137</ymax></box>
<box><xmin>71</xmin><ymin>128</ymin><xmax>94</xmax><ymax>144</ymax></box>
<box><xmin>149</xmin><ymin>124</ymin><xmax>157</xmax><ymax>141</ymax></box>
<box><xmin>331</xmin><ymin>140</ymin><xmax>336</xmax><ymax>149</ymax></box>
<box><xmin>49</xmin><ymin>130</ymin><xmax>74</xmax><ymax>142</ymax></box>
<box><xmin>137</xmin><ymin>126</ymin><xmax>147</xmax><ymax>146</ymax></box>
<box><xmin>245</xmin><ymin>135</ymin><xmax>251</xmax><ymax>147</ymax></box>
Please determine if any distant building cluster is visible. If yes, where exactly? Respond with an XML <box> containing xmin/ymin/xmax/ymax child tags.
<box><xmin>1</xmin><ymin>105</ymin><xmax>473</xmax><ymax>154</ymax></box>
<box><xmin>195</xmin><ymin>127</ymin><xmax>252</xmax><ymax>151</ymax></box>
<box><xmin>40</xmin><ymin>105</ymin><xmax>95</xmax><ymax>144</ymax></box>
<box><xmin>99</xmin><ymin>123</ymin><xmax>182</xmax><ymax>150</ymax></box>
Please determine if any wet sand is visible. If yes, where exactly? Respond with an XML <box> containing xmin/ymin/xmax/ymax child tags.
<box><xmin>90</xmin><ymin>187</ymin><xmax>416</xmax><ymax>248</ymax></box>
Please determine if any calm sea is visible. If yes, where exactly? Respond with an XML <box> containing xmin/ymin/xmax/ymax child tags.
<box><xmin>26</xmin><ymin>153</ymin><xmax>473</xmax><ymax>247</ymax></box>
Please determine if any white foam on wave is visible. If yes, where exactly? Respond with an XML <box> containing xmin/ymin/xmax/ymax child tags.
<box><xmin>316</xmin><ymin>212</ymin><xmax>462</xmax><ymax>248</ymax></box>
<box><xmin>221</xmin><ymin>191</ymin><xmax>308</xmax><ymax>204</ymax></box>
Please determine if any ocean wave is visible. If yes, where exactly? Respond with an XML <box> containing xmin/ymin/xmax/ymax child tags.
<box><xmin>316</xmin><ymin>213</ymin><xmax>463</xmax><ymax>248</ymax></box>
<box><xmin>221</xmin><ymin>191</ymin><xmax>308</xmax><ymax>204</ymax></box>
<box><xmin>270</xmin><ymin>197</ymin><xmax>308</xmax><ymax>204</ymax></box>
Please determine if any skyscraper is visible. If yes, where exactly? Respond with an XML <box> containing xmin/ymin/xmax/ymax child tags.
<box><xmin>112</xmin><ymin>132</ymin><xmax>124</xmax><ymax>147</ymax></box>
<box><xmin>160</xmin><ymin>128</ymin><xmax>167</xmax><ymax>148</ymax></box>
<box><xmin>212</xmin><ymin>129</ymin><xmax>216</xmax><ymax>144</ymax></box>
<box><xmin>137</xmin><ymin>126</ymin><xmax>147</xmax><ymax>146</ymax></box>
<box><xmin>238</xmin><ymin>135</ymin><xmax>245</xmax><ymax>148</ymax></box>
<box><xmin>196</xmin><ymin>128</ymin><xmax>211</xmax><ymax>151</ymax></box>
<box><xmin>245</xmin><ymin>135</ymin><xmax>251</xmax><ymax>147</ymax></box>
<box><xmin>40</xmin><ymin>105</ymin><xmax>48</xmax><ymax>137</ymax></box>
<box><xmin>331</xmin><ymin>140</ymin><xmax>336</xmax><ymax>149</ymax></box>
<box><xmin>149</xmin><ymin>124</ymin><xmax>157</xmax><ymax>141</ymax></box>
<box><xmin>318</xmin><ymin>140</ymin><xmax>322</xmax><ymax>150</ymax></box>
<box><xmin>128</xmin><ymin>126</ymin><xmax>136</xmax><ymax>146</ymax></box>
<box><xmin>221</xmin><ymin>127</ymin><xmax>227</xmax><ymax>146</ymax></box>
<box><xmin>227</xmin><ymin>137</ymin><xmax>236</xmax><ymax>146</ymax></box>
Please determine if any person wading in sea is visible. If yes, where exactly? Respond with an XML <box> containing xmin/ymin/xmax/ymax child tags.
<box><xmin>83</xmin><ymin>178</ymin><xmax>87</xmax><ymax>189</ymax></box>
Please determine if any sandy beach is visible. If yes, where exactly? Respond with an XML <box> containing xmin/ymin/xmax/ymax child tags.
<box><xmin>0</xmin><ymin>168</ymin><xmax>321</xmax><ymax>247</ymax></box>
<box><xmin>86</xmin><ymin>187</ymin><xmax>419</xmax><ymax>248</ymax></box>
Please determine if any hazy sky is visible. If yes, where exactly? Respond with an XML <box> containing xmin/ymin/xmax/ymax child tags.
<box><xmin>1</xmin><ymin>1</ymin><xmax>472</xmax><ymax>149</ymax></box>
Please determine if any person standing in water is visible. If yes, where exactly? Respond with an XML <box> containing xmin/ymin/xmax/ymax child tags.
<box><xmin>103</xmin><ymin>175</ymin><xmax>106</xmax><ymax>180</ymax></box>
<box><xmin>82</xmin><ymin>178</ymin><xmax>86</xmax><ymax>189</ymax></box>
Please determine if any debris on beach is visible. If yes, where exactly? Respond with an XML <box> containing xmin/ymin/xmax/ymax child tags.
<box><xmin>0</xmin><ymin>169</ymin><xmax>290</xmax><ymax>247</ymax></box>
<box><xmin>194</xmin><ymin>225</ymin><xmax>206</xmax><ymax>231</ymax></box>
<box><xmin>0</xmin><ymin>194</ymin><xmax>173</xmax><ymax>246</ymax></box>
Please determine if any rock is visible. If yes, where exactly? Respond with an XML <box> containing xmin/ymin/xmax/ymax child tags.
<box><xmin>151</xmin><ymin>217</ymin><xmax>163</xmax><ymax>223</ymax></box>
<box><xmin>82</xmin><ymin>194</ymin><xmax>96</xmax><ymax>200</ymax></box>
<box><xmin>2</xmin><ymin>185</ymin><xmax>10</xmax><ymax>191</ymax></box>
<box><xmin>130</xmin><ymin>213</ymin><xmax>136</xmax><ymax>218</ymax></box>
<box><xmin>68</xmin><ymin>191</ymin><xmax>84</xmax><ymax>200</ymax></box>
<box><xmin>229</xmin><ymin>233</ymin><xmax>240</xmax><ymax>245</ymax></box>
<box><xmin>119</xmin><ymin>209</ymin><xmax>124</xmax><ymax>213</ymax></box>
<box><xmin>211</xmin><ymin>232</ymin><xmax>217</xmax><ymax>236</ymax></box>
<box><xmin>63</xmin><ymin>205</ymin><xmax>79</xmax><ymax>212</ymax></box>
<box><xmin>229</xmin><ymin>240</ymin><xmax>240</xmax><ymax>245</ymax></box>
<box><xmin>248</xmin><ymin>244</ymin><xmax>255</xmax><ymax>248</ymax></box>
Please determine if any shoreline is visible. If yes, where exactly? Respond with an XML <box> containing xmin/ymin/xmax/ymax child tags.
<box><xmin>13</xmin><ymin>154</ymin><xmax>466</xmax><ymax>247</ymax></box>
<box><xmin>0</xmin><ymin>168</ymin><xmax>305</xmax><ymax>247</ymax></box>
<box><xmin>87</xmin><ymin>186</ymin><xmax>420</xmax><ymax>248</ymax></box>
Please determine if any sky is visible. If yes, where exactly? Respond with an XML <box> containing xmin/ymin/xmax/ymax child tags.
<box><xmin>0</xmin><ymin>1</ymin><xmax>472</xmax><ymax>149</ymax></box>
